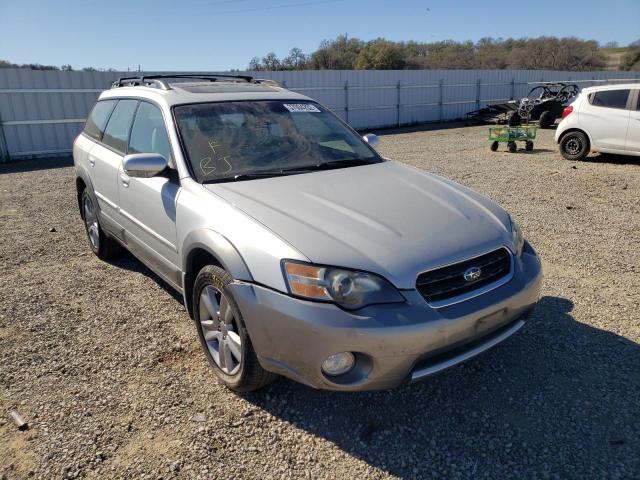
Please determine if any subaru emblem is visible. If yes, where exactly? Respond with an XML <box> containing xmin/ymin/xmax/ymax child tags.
<box><xmin>463</xmin><ymin>266</ymin><xmax>482</xmax><ymax>282</ymax></box>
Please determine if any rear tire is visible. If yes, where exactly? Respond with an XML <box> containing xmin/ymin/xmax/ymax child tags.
<box><xmin>490</xmin><ymin>141</ymin><xmax>499</xmax><ymax>152</ymax></box>
<box><xmin>81</xmin><ymin>189</ymin><xmax>120</xmax><ymax>260</ymax></box>
<box><xmin>508</xmin><ymin>141</ymin><xmax>517</xmax><ymax>153</ymax></box>
<box><xmin>525</xmin><ymin>141</ymin><xmax>534</xmax><ymax>151</ymax></box>
<box><xmin>193</xmin><ymin>265</ymin><xmax>276</xmax><ymax>392</ymax></box>
<box><xmin>538</xmin><ymin>110</ymin><xmax>555</xmax><ymax>129</ymax></box>
<box><xmin>559</xmin><ymin>131</ymin><xmax>589</xmax><ymax>161</ymax></box>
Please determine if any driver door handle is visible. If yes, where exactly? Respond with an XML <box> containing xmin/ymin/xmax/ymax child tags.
<box><xmin>120</xmin><ymin>173</ymin><xmax>130</xmax><ymax>188</ymax></box>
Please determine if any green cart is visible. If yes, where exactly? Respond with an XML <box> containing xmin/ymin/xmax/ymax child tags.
<box><xmin>489</xmin><ymin>126</ymin><xmax>537</xmax><ymax>153</ymax></box>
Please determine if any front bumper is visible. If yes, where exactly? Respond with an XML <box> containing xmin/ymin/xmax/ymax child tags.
<box><xmin>229</xmin><ymin>243</ymin><xmax>542</xmax><ymax>391</ymax></box>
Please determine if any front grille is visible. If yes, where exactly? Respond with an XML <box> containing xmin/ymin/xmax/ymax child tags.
<box><xmin>416</xmin><ymin>248</ymin><xmax>511</xmax><ymax>303</ymax></box>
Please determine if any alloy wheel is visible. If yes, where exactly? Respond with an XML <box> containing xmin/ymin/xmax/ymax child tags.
<box><xmin>83</xmin><ymin>195</ymin><xmax>100</xmax><ymax>250</ymax></box>
<box><xmin>199</xmin><ymin>285</ymin><xmax>242</xmax><ymax>375</ymax></box>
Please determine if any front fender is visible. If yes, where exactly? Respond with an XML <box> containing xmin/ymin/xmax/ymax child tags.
<box><xmin>182</xmin><ymin>228</ymin><xmax>253</xmax><ymax>281</ymax></box>
<box><xmin>181</xmin><ymin>229</ymin><xmax>253</xmax><ymax>320</ymax></box>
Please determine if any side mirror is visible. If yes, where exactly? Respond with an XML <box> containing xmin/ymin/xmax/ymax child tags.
<box><xmin>122</xmin><ymin>153</ymin><xmax>168</xmax><ymax>178</ymax></box>
<box><xmin>362</xmin><ymin>133</ymin><xmax>379</xmax><ymax>148</ymax></box>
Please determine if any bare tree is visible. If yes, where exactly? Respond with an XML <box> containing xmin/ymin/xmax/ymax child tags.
<box><xmin>248</xmin><ymin>57</ymin><xmax>262</xmax><ymax>71</ymax></box>
<box><xmin>261</xmin><ymin>52</ymin><xmax>281</xmax><ymax>71</ymax></box>
<box><xmin>282</xmin><ymin>48</ymin><xmax>308</xmax><ymax>70</ymax></box>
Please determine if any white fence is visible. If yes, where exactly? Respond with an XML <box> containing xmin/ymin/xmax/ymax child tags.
<box><xmin>1</xmin><ymin>68</ymin><xmax>638</xmax><ymax>161</ymax></box>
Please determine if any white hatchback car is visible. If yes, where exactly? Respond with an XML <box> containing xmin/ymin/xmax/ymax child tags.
<box><xmin>555</xmin><ymin>84</ymin><xmax>640</xmax><ymax>160</ymax></box>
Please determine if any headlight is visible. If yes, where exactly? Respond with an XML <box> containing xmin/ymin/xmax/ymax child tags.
<box><xmin>282</xmin><ymin>260</ymin><xmax>404</xmax><ymax>310</ymax></box>
<box><xmin>509</xmin><ymin>216</ymin><xmax>525</xmax><ymax>256</ymax></box>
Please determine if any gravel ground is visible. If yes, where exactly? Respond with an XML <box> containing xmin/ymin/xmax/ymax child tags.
<box><xmin>1</xmin><ymin>125</ymin><xmax>639</xmax><ymax>479</ymax></box>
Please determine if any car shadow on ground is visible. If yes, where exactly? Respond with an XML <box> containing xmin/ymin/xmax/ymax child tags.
<box><xmin>105</xmin><ymin>249</ymin><xmax>185</xmax><ymax>305</ymax></box>
<box><xmin>101</xmin><ymin>250</ymin><xmax>639</xmax><ymax>476</ymax></box>
<box><xmin>584</xmin><ymin>153</ymin><xmax>640</xmax><ymax>166</ymax></box>
<box><xmin>0</xmin><ymin>155</ymin><xmax>73</xmax><ymax>174</ymax></box>
<box><xmin>242</xmin><ymin>296</ymin><xmax>640</xmax><ymax>478</ymax></box>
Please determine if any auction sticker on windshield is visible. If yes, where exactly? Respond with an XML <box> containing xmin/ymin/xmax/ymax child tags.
<box><xmin>283</xmin><ymin>103</ymin><xmax>321</xmax><ymax>113</ymax></box>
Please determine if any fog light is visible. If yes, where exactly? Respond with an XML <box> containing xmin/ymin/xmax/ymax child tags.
<box><xmin>321</xmin><ymin>352</ymin><xmax>355</xmax><ymax>376</ymax></box>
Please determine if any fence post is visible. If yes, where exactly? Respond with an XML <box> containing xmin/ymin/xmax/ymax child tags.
<box><xmin>476</xmin><ymin>78</ymin><xmax>481</xmax><ymax>109</ymax></box>
<box><xmin>396</xmin><ymin>80</ymin><xmax>401</xmax><ymax>127</ymax></box>
<box><xmin>0</xmin><ymin>115</ymin><xmax>9</xmax><ymax>163</ymax></box>
<box><xmin>510</xmin><ymin>78</ymin><xmax>515</xmax><ymax>100</ymax></box>
<box><xmin>438</xmin><ymin>79</ymin><xmax>444</xmax><ymax>122</ymax></box>
<box><xmin>344</xmin><ymin>80</ymin><xmax>349</xmax><ymax>124</ymax></box>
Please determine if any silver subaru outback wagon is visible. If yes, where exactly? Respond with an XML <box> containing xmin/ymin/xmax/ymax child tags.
<box><xmin>73</xmin><ymin>74</ymin><xmax>542</xmax><ymax>392</ymax></box>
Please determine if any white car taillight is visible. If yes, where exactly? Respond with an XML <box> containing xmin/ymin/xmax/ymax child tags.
<box><xmin>562</xmin><ymin>105</ymin><xmax>573</xmax><ymax>118</ymax></box>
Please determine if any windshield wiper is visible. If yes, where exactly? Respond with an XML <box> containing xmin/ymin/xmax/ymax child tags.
<box><xmin>202</xmin><ymin>159</ymin><xmax>378</xmax><ymax>184</ymax></box>
<box><xmin>203</xmin><ymin>168</ymin><xmax>310</xmax><ymax>184</ymax></box>
<box><xmin>285</xmin><ymin>158</ymin><xmax>379</xmax><ymax>172</ymax></box>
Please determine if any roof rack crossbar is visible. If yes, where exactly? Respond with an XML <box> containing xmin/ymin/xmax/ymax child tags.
<box><xmin>111</xmin><ymin>73</ymin><xmax>254</xmax><ymax>90</ymax></box>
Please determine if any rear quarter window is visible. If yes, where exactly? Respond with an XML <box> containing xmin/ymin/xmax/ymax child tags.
<box><xmin>590</xmin><ymin>89</ymin><xmax>630</xmax><ymax>110</ymax></box>
<box><xmin>101</xmin><ymin>99</ymin><xmax>138</xmax><ymax>153</ymax></box>
<box><xmin>84</xmin><ymin>100</ymin><xmax>116</xmax><ymax>140</ymax></box>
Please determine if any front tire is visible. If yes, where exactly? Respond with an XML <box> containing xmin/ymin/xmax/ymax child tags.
<box><xmin>193</xmin><ymin>265</ymin><xmax>276</xmax><ymax>392</ymax></box>
<box><xmin>81</xmin><ymin>189</ymin><xmax>120</xmax><ymax>260</ymax></box>
<box><xmin>559</xmin><ymin>131</ymin><xmax>589</xmax><ymax>161</ymax></box>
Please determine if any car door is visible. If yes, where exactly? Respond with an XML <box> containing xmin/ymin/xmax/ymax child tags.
<box><xmin>88</xmin><ymin>99</ymin><xmax>138</xmax><ymax>232</ymax></box>
<box><xmin>118</xmin><ymin>100</ymin><xmax>181</xmax><ymax>288</ymax></box>
<box><xmin>81</xmin><ymin>99</ymin><xmax>117</xmax><ymax>224</ymax></box>
<box><xmin>583</xmin><ymin>89</ymin><xmax>631</xmax><ymax>151</ymax></box>
<box><xmin>626</xmin><ymin>89</ymin><xmax>640</xmax><ymax>152</ymax></box>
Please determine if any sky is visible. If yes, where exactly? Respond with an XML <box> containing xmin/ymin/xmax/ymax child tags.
<box><xmin>1</xmin><ymin>0</ymin><xmax>638</xmax><ymax>71</ymax></box>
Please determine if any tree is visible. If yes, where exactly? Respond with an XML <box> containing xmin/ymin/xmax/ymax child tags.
<box><xmin>355</xmin><ymin>39</ymin><xmax>405</xmax><ymax>70</ymax></box>
<box><xmin>621</xmin><ymin>45</ymin><xmax>640</xmax><ymax>70</ymax></box>
<box><xmin>309</xmin><ymin>34</ymin><xmax>363</xmax><ymax>69</ymax></box>
<box><xmin>248</xmin><ymin>56</ymin><xmax>262</xmax><ymax>71</ymax></box>
<box><xmin>261</xmin><ymin>52</ymin><xmax>281</xmax><ymax>71</ymax></box>
<box><xmin>282</xmin><ymin>48</ymin><xmax>308</xmax><ymax>69</ymax></box>
<box><xmin>247</xmin><ymin>35</ymin><xmax>612</xmax><ymax>71</ymax></box>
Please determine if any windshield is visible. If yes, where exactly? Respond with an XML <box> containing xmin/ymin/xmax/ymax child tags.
<box><xmin>173</xmin><ymin>100</ymin><xmax>381</xmax><ymax>182</ymax></box>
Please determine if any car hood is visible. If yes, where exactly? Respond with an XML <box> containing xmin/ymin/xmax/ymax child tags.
<box><xmin>205</xmin><ymin>161</ymin><xmax>513</xmax><ymax>288</ymax></box>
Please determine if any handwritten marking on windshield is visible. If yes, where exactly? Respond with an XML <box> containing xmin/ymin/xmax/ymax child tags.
<box><xmin>199</xmin><ymin>139</ymin><xmax>233</xmax><ymax>176</ymax></box>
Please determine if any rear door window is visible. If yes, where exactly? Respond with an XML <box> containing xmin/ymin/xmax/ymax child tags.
<box><xmin>84</xmin><ymin>100</ymin><xmax>116</xmax><ymax>140</ymax></box>
<box><xmin>102</xmin><ymin>100</ymin><xmax>138</xmax><ymax>153</ymax></box>
<box><xmin>591</xmin><ymin>89</ymin><xmax>630</xmax><ymax>110</ymax></box>
<box><xmin>128</xmin><ymin>102</ymin><xmax>172</xmax><ymax>161</ymax></box>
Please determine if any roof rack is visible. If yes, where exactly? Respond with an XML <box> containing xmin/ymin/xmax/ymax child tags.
<box><xmin>527</xmin><ymin>79</ymin><xmax>640</xmax><ymax>85</ymax></box>
<box><xmin>111</xmin><ymin>73</ymin><xmax>254</xmax><ymax>90</ymax></box>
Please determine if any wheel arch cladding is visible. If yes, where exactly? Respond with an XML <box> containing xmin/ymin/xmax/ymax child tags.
<box><xmin>75</xmin><ymin>170</ymin><xmax>96</xmax><ymax>216</ymax></box>
<box><xmin>76</xmin><ymin>176</ymin><xmax>86</xmax><ymax>214</ymax></box>
<box><xmin>182</xmin><ymin>229</ymin><xmax>253</xmax><ymax>319</ymax></box>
